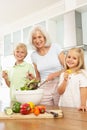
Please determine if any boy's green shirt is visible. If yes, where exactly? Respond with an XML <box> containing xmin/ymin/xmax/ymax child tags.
<box><xmin>7</xmin><ymin>61</ymin><xmax>35</xmax><ymax>101</ymax></box>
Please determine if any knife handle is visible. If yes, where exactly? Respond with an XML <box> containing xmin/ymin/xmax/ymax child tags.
<box><xmin>46</xmin><ymin>110</ymin><xmax>58</xmax><ymax>118</ymax></box>
<box><xmin>50</xmin><ymin>111</ymin><xmax>58</xmax><ymax>117</ymax></box>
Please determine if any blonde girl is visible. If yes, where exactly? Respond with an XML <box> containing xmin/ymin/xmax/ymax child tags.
<box><xmin>58</xmin><ymin>48</ymin><xmax>87</xmax><ymax>111</ymax></box>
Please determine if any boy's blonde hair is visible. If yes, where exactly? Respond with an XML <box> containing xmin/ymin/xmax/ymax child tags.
<box><xmin>13</xmin><ymin>43</ymin><xmax>28</xmax><ymax>57</ymax></box>
<box><xmin>29</xmin><ymin>25</ymin><xmax>51</xmax><ymax>50</ymax></box>
<box><xmin>65</xmin><ymin>48</ymin><xmax>85</xmax><ymax>71</ymax></box>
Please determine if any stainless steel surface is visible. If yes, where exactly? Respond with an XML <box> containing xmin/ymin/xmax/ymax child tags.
<box><xmin>39</xmin><ymin>80</ymin><xmax>47</xmax><ymax>87</ymax></box>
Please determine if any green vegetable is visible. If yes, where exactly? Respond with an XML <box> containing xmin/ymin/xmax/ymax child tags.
<box><xmin>4</xmin><ymin>107</ymin><xmax>13</xmax><ymax>115</ymax></box>
<box><xmin>20</xmin><ymin>79</ymin><xmax>40</xmax><ymax>90</ymax></box>
<box><xmin>12</xmin><ymin>102</ymin><xmax>21</xmax><ymax>113</ymax></box>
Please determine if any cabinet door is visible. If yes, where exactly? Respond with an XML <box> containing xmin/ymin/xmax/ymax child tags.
<box><xmin>4</xmin><ymin>34</ymin><xmax>12</xmax><ymax>56</ymax></box>
<box><xmin>23</xmin><ymin>26</ymin><xmax>32</xmax><ymax>49</ymax></box>
<box><xmin>13</xmin><ymin>30</ymin><xmax>21</xmax><ymax>43</ymax></box>
<box><xmin>47</xmin><ymin>16</ymin><xmax>64</xmax><ymax>48</ymax></box>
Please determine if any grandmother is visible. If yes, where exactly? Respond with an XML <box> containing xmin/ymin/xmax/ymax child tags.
<box><xmin>29</xmin><ymin>25</ymin><xmax>65</xmax><ymax>106</ymax></box>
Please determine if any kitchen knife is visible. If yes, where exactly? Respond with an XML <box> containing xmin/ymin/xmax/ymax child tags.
<box><xmin>38</xmin><ymin>80</ymin><xmax>47</xmax><ymax>87</ymax></box>
<box><xmin>45</xmin><ymin>110</ymin><xmax>58</xmax><ymax>118</ymax></box>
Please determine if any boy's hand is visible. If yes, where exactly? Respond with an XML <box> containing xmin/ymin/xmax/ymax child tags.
<box><xmin>26</xmin><ymin>72</ymin><xmax>35</xmax><ymax>80</ymax></box>
<box><xmin>2</xmin><ymin>71</ymin><xmax>8</xmax><ymax>80</ymax></box>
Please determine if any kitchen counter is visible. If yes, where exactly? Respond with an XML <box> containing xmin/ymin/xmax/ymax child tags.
<box><xmin>0</xmin><ymin>106</ymin><xmax>87</xmax><ymax>130</ymax></box>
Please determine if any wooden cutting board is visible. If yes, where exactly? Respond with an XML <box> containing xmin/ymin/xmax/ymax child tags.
<box><xmin>0</xmin><ymin>110</ymin><xmax>63</xmax><ymax>119</ymax></box>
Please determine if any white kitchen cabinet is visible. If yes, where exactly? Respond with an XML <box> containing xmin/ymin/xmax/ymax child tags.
<box><xmin>3</xmin><ymin>0</ymin><xmax>87</xmax><ymax>56</ymax></box>
<box><xmin>4</xmin><ymin>33</ymin><xmax>12</xmax><ymax>56</ymax></box>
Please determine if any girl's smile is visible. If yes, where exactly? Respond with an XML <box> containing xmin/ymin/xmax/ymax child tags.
<box><xmin>66</xmin><ymin>51</ymin><xmax>79</xmax><ymax>69</ymax></box>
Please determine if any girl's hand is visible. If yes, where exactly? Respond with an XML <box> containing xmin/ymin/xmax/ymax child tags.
<box><xmin>66</xmin><ymin>69</ymin><xmax>72</xmax><ymax>74</ymax></box>
<box><xmin>64</xmin><ymin>72</ymin><xmax>69</xmax><ymax>81</ymax></box>
<box><xmin>2</xmin><ymin>71</ymin><xmax>8</xmax><ymax>80</ymax></box>
<box><xmin>78</xmin><ymin>106</ymin><xmax>87</xmax><ymax>112</ymax></box>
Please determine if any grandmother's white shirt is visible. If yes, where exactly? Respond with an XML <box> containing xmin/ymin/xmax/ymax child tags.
<box><xmin>31</xmin><ymin>43</ymin><xmax>63</xmax><ymax>81</ymax></box>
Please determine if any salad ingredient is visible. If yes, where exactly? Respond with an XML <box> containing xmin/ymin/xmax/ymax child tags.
<box><xmin>37</xmin><ymin>105</ymin><xmax>46</xmax><ymax>114</ymax></box>
<box><xmin>34</xmin><ymin>106</ymin><xmax>40</xmax><ymax>116</ymax></box>
<box><xmin>4</xmin><ymin>107</ymin><xmax>13</xmax><ymax>115</ymax></box>
<box><xmin>27</xmin><ymin>102</ymin><xmax>35</xmax><ymax>113</ymax></box>
<box><xmin>66</xmin><ymin>69</ymin><xmax>72</xmax><ymax>74</ymax></box>
<box><xmin>27</xmin><ymin>102</ymin><xmax>35</xmax><ymax>109</ymax></box>
<box><xmin>12</xmin><ymin>102</ymin><xmax>21</xmax><ymax>113</ymax></box>
<box><xmin>20</xmin><ymin>103</ymin><xmax>31</xmax><ymax>115</ymax></box>
<box><xmin>20</xmin><ymin>79</ymin><xmax>40</xmax><ymax>90</ymax></box>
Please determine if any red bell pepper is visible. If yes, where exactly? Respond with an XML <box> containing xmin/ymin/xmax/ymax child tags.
<box><xmin>20</xmin><ymin>103</ymin><xmax>31</xmax><ymax>115</ymax></box>
<box><xmin>37</xmin><ymin>105</ymin><xmax>46</xmax><ymax>114</ymax></box>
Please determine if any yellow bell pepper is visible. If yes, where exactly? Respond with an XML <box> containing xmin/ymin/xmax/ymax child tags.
<box><xmin>66</xmin><ymin>69</ymin><xmax>72</xmax><ymax>74</ymax></box>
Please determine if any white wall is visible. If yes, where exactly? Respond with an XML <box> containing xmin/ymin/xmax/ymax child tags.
<box><xmin>0</xmin><ymin>0</ymin><xmax>65</xmax><ymax>39</ymax></box>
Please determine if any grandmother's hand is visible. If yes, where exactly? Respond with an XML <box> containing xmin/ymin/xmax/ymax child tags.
<box><xmin>46</xmin><ymin>70</ymin><xmax>65</xmax><ymax>81</ymax></box>
<box><xmin>46</xmin><ymin>73</ymin><xmax>58</xmax><ymax>81</ymax></box>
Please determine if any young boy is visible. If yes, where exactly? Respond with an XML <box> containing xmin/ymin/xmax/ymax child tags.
<box><xmin>2</xmin><ymin>43</ymin><xmax>35</xmax><ymax>102</ymax></box>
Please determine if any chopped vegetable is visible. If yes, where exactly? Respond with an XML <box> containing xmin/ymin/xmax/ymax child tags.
<box><xmin>4</xmin><ymin>107</ymin><xmax>13</xmax><ymax>115</ymax></box>
<box><xmin>20</xmin><ymin>79</ymin><xmax>40</xmax><ymax>90</ymax></box>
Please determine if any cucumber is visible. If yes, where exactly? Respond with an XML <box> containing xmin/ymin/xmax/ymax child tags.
<box><xmin>4</xmin><ymin>107</ymin><xmax>13</xmax><ymax>115</ymax></box>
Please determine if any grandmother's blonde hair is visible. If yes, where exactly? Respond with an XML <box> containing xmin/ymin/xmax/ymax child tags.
<box><xmin>29</xmin><ymin>25</ymin><xmax>51</xmax><ymax>50</ymax></box>
<box><xmin>65</xmin><ymin>48</ymin><xmax>85</xmax><ymax>72</ymax></box>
